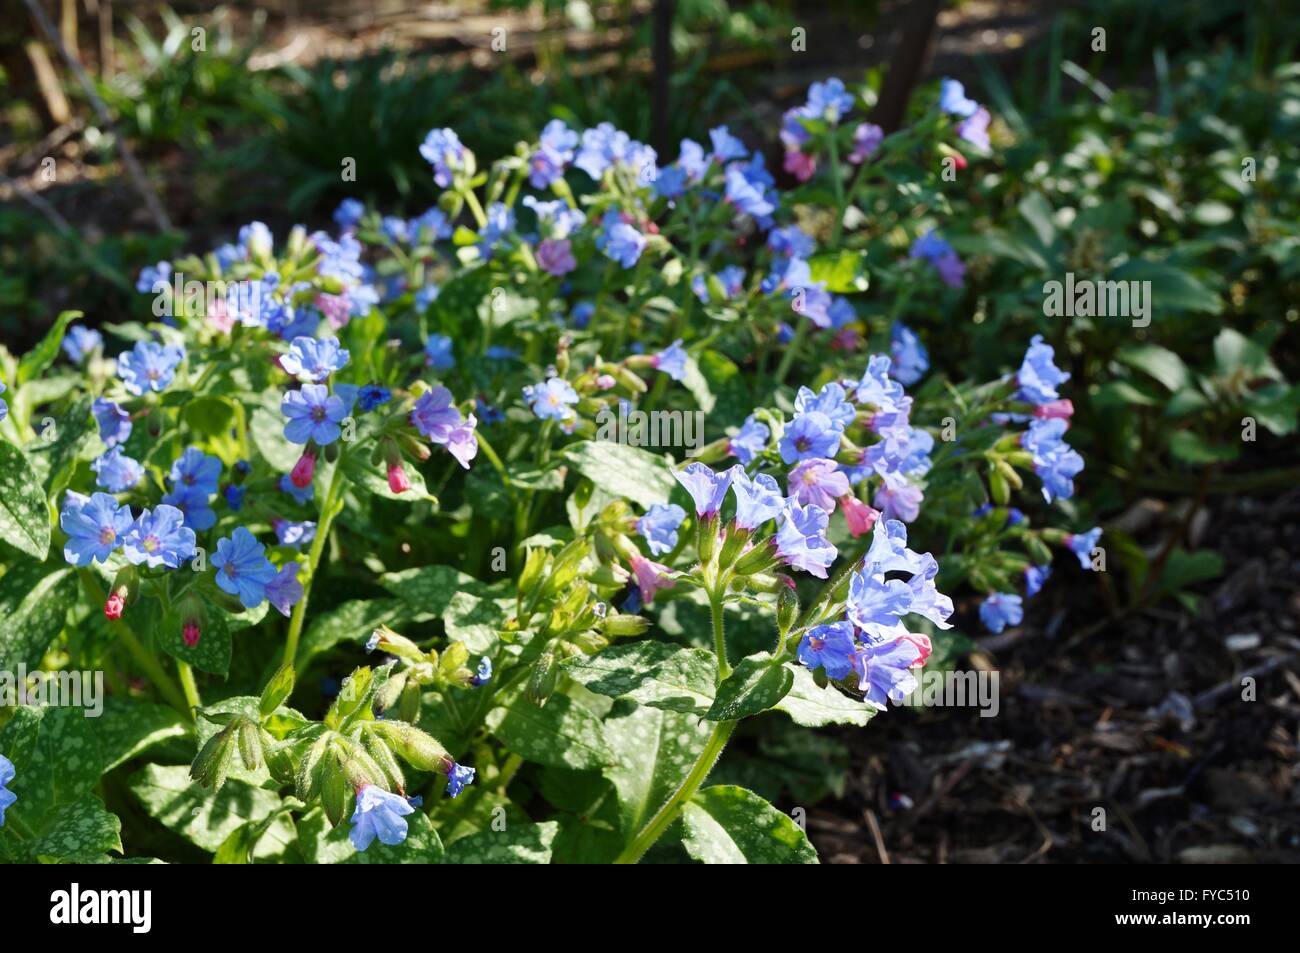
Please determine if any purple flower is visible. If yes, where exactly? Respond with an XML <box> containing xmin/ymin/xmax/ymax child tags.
<box><xmin>60</xmin><ymin>491</ymin><xmax>132</xmax><ymax>566</ymax></box>
<box><xmin>122</xmin><ymin>504</ymin><xmax>196</xmax><ymax>569</ymax></box>
<box><xmin>1016</xmin><ymin>334</ymin><xmax>1071</xmax><ymax>405</ymax></box>
<box><xmin>92</xmin><ymin>398</ymin><xmax>132</xmax><ymax>448</ymax></box>
<box><xmin>445</xmin><ymin>762</ymin><xmax>476</xmax><ymax>798</ymax></box>
<box><xmin>788</xmin><ymin>458</ymin><xmax>851</xmax><ymax>511</ymax></box>
<box><xmin>118</xmin><ymin>340</ymin><xmax>185</xmax><ymax>395</ymax></box>
<box><xmin>938</xmin><ymin>78</ymin><xmax>979</xmax><ymax>118</ymax></box>
<box><xmin>470</xmin><ymin>657</ymin><xmax>493</xmax><ymax>687</ymax></box>
<box><xmin>798</xmin><ymin>621</ymin><xmax>858</xmax><ymax>680</ymax></box>
<box><xmin>674</xmin><ymin>462</ymin><xmax>737</xmax><ymax>519</ymax></box>
<box><xmin>873</xmin><ymin>481</ymin><xmax>924</xmax><ymax>523</ymax></box>
<box><xmin>806</xmin><ymin>77</ymin><xmax>855</xmax><ymax>122</ymax></box>
<box><xmin>273</xmin><ymin>519</ymin><xmax>317</xmax><ymax>548</ymax></box>
<box><xmin>957</xmin><ymin>107</ymin><xmax>991</xmax><ymax>150</ymax></box>
<box><xmin>730</xmin><ymin>415</ymin><xmax>770</xmax><ymax>464</ymax></box>
<box><xmin>652</xmin><ymin>339</ymin><xmax>688</xmax><ymax>381</ymax></box>
<box><xmin>282</xmin><ymin>384</ymin><xmax>347</xmax><ymax>446</ymax></box>
<box><xmin>265</xmin><ymin>562</ymin><xmax>303</xmax><ymax>617</ymax></box>
<box><xmin>889</xmin><ymin>322</ymin><xmax>929</xmax><ymax>386</ymax></box>
<box><xmin>774</xmin><ymin>500</ymin><xmax>837</xmax><ymax>577</ymax></box>
<box><xmin>848</xmin><ymin>122</ymin><xmax>884</xmax><ymax>164</ymax></box>
<box><xmin>62</xmin><ymin>325</ymin><xmax>103</xmax><ymax>363</ymax></box>
<box><xmin>979</xmin><ymin>592</ymin><xmax>1023</xmax><ymax>633</ymax></box>
<box><xmin>424</xmin><ymin>334</ymin><xmax>455</xmax><ymax>371</ymax></box>
<box><xmin>909</xmin><ymin>231</ymin><xmax>966</xmax><ymax>288</ymax></box>
<box><xmin>211</xmin><ymin>527</ymin><xmax>277</xmax><ymax>608</ymax></box>
<box><xmin>91</xmin><ymin>447</ymin><xmax>144</xmax><ymax>492</ymax></box>
<box><xmin>853</xmin><ymin>638</ymin><xmax>922</xmax><ymax>710</ymax></box>
<box><xmin>281</xmin><ymin>336</ymin><xmax>350</xmax><ymax>383</ymax></box>
<box><xmin>536</xmin><ymin>238</ymin><xmax>576</xmax><ymax>276</ymax></box>
<box><xmin>731</xmin><ymin>471</ymin><xmax>784</xmax><ymax>530</ymax></box>
<box><xmin>638</xmin><ymin>502</ymin><xmax>686</xmax><ymax>556</ymax></box>
<box><xmin>528</xmin><ymin>119</ymin><xmax>578</xmax><ymax>188</ymax></box>
<box><xmin>1067</xmin><ymin>527</ymin><xmax>1102</xmax><ymax>569</ymax></box>
<box><xmin>522</xmin><ymin>379</ymin><xmax>578</xmax><ymax>421</ymax></box>
<box><xmin>1025</xmin><ymin>564</ymin><xmax>1052</xmax><ymax>596</ymax></box>
<box><xmin>349</xmin><ymin>784</ymin><xmax>415</xmax><ymax>851</ymax></box>
<box><xmin>420</xmin><ymin>128</ymin><xmax>467</xmax><ymax>188</ymax></box>
<box><xmin>780</xmin><ymin>412</ymin><xmax>840</xmax><ymax>464</ymax></box>
<box><xmin>595</xmin><ymin>211</ymin><xmax>646</xmax><ymax>268</ymax></box>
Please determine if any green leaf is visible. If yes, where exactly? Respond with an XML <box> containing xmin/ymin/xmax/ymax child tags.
<box><xmin>806</xmin><ymin>250</ymin><xmax>870</xmax><ymax>292</ymax></box>
<box><xmin>17</xmin><ymin>310</ymin><xmax>78</xmax><ymax>385</ymax></box>
<box><xmin>1169</xmin><ymin>430</ymin><xmax>1238</xmax><ymax>464</ymax></box>
<box><xmin>602</xmin><ymin>699</ymin><xmax>712</xmax><ymax>838</ymax></box>
<box><xmin>1110</xmin><ymin>260</ymin><xmax>1222</xmax><ymax>315</ymax></box>
<box><xmin>1213</xmin><ymin>328</ymin><xmax>1276</xmax><ymax>379</ymax></box>
<box><xmin>444</xmin><ymin>821</ymin><xmax>558</xmax><ymax>863</ymax></box>
<box><xmin>562</xmin><ymin>641</ymin><xmax>717</xmax><ymax>716</ymax></box>
<box><xmin>25</xmin><ymin>396</ymin><xmax>95</xmax><ymax>494</ymax></box>
<box><xmin>704</xmin><ymin>653</ymin><xmax>794</xmax><ymax>721</ymax></box>
<box><xmin>300</xmin><ymin>598</ymin><xmax>412</xmax><ymax>664</ymax></box>
<box><xmin>562</xmin><ymin>441</ymin><xmax>676</xmax><ymax>510</ymax></box>
<box><xmin>775</xmin><ymin>665</ymin><xmax>874</xmax><ymax>727</ymax></box>
<box><xmin>128</xmin><ymin>764</ymin><xmax>295</xmax><ymax>860</ymax></box>
<box><xmin>1155</xmin><ymin>547</ymin><xmax>1225</xmax><ymax>595</ymax></box>
<box><xmin>30</xmin><ymin>797</ymin><xmax>123</xmax><ymax>863</ymax></box>
<box><xmin>0</xmin><ymin>563</ymin><xmax>76</xmax><ymax>671</ymax></box>
<box><xmin>1116</xmin><ymin>345</ymin><xmax>1192</xmax><ymax>392</ymax></box>
<box><xmin>486</xmin><ymin>692</ymin><xmax>615</xmax><ymax>770</ymax></box>
<box><xmin>0</xmin><ymin>441</ymin><xmax>52</xmax><ymax>560</ymax></box>
<box><xmin>1018</xmin><ymin>191</ymin><xmax>1059</xmax><ymax>249</ymax></box>
<box><xmin>343</xmin><ymin>451</ymin><xmax>436</xmax><ymax>502</ymax></box>
<box><xmin>380</xmin><ymin>564</ymin><xmax>486</xmax><ymax>616</ymax></box>
<box><xmin>679</xmin><ymin>785</ymin><xmax>818</xmax><ymax>864</ymax></box>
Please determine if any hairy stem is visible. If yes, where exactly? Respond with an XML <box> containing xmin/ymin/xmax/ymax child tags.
<box><xmin>283</xmin><ymin>461</ymin><xmax>345</xmax><ymax>671</ymax></box>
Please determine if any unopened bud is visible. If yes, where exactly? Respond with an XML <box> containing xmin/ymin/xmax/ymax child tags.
<box><xmin>290</xmin><ymin>449</ymin><xmax>317</xmax><ymax>488</ymax></box>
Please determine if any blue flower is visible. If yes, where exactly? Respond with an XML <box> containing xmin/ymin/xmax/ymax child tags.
<box><xmin>476</xmin><ymin>399</ymin><xmax>504</xmax><ymax>424</ymax></box>
<box><xmin>162</xmin><ymin>486</ymin><xmax>217</xmax><ymax>531</ymax></box>
<box><xmin>938</xmin><ymin>77</ymin><xmax>979</xmax><ymax>118</ymax></box>
<box><xmin>806</xmin><ymin>77</ymin><xmax>855</xmax><ymax>122</ymax></box>
<box><xmin>574</xmin><ymin>123</ymin><xmax>654</xmax><ymax>180</ymax></box>
<box><xmin>731</xmin><ymin>471</ymin><xmax>784</xmax><ymax>531</ymax></box>
<box><xmin>349</xmin><ymin>784</ymin><xmax>415</xmax><ymax>851</ymax></box>
<box><xmin>595</xmin><ymin>211</ymin><xmax>646</xmax><ymax>268</ymax></box>
<box><xmin>224</xmin><ymin>484</ymin><xmax>246</xmax><ymax>511</ymax></box>
<box><xmin>470</xmin><ymin>657</ymin><xmax>493</xmax><ymax>687</ymax></box>
<box><xmin>118</xmin><ymin>340</ymin><xmax>185</xmax><ymax>395</ymax></box>
<box><xmin>654</xmin><ymin>165</ymin><xmax>688</xmax><ymax>199</ymax></box>
<box><xmin>909</xmin><ymin>231</ymin><xmax>965</xmax><ymax>288</ymax></box>
<box><xmin>239</xmin><ymin>221</ymin><xmax>273</xmax><ymax>259</ymax></box>
<box><xmin>794</xmin><ymin>382</ymin><xmax>855</xmax><ymax>432</ymax></box>
<box><xmin>0</xmin><ymin>378</ymin><xmax>6</xmax><ymax>424</ymax></box>
<box><xmin>978</xmin><ymin>592</ymin><xmax>1023</xmax><ymax>633</ymax></box>
<box><xmin>523</xmin><ymin>378</ymin><xmax>578</xmax><ymax>421</ymax></box>
<box><xmin>708</xmin><ymin>125</ymin><xmax>748</xmax><ymax>161</ymax></box>
<box><xmin>60</xmin><ymin>491</ymin><xmax>132</xmax><ymax>566</ymax></box>
<box><xmin>273</xmin><ymin>519</ymin><xmax>317</xmax><ymax>548</ymax></box>
<box><xmin>136</xmin><ymin>261</ymin><xmax>172</xmax><ymax>293</ymax></box>
<box><xmin>91</xmin><ymin>447</ymin><xmax>144</xmax><ymax>492</ymax></box>
<box><xmin>730</xmin><ymin>415</ymin><xmax>770</xmax><ymax>464</ymax></box>
<box><xmin>122</xmin><ymin>505</ymin><xmax>196</xmax><ymax>569</ymax></box>
<box><xmin>528</xmin><ymin>119</ymin><xmax>578</xmax><ymax>188</ymax></box>
<box><xmin>1068</xmin><ymin>527</ymin><xmax>1103</xmax><ymax>569</ymax></box>
<box><xmin>62</xmin><ymin>325</ymin><xmax>103</xmax><ymax>363</ymax></box>
<box><xmin>410</xmin><ymin>207</ymin><xmax>452</xmax><ymax>242</ymax></box>
<box><xmin>852</xmin><ymin>638</ymin><xmax>922</xmax><ymax>711</ymax></box>
<box><xmin>779</xmin><ymin>412</ymin><xmax>840</xmax><ymax>464</ymax></box>
<box><xmin>638</xmin><ymin>502</ymin><xmax>686</xmax><ymax>556</ymax></box>
<box><xmin>854</xmin><ymin>354</ymin><xmax>906</xmax><ymax>414</ymax></box>
<box><xmin>1025</xmin><ymin>564</ymin><xmax>1052</xmax><ymax>596</ymax></box>
<box><xmin>92</xmin><ymin>398</ymin><xmax>132</xmax><ymax>448</ymax></box>
<box><xmin>281</xmin><ymin>336</ymin><xmax>350</xmax><ymax>383</ymax></box>
<box><xmin>357</xmin><ymin>385</ymin><xmax>391</xmax><ymax>411</ymax></box>
<box><xmin>798</xmin><ymin>621</ymin><xmax>858</xmax><ymax>679</ymax></box>
<box><xmin>477</xmin><ymin>202</ymin><xmax>516</xmax><ymax>258</ymax></box>
<box><xmin>333</xmin><ymin>198</ymin><xmax>365</xmax><ymax>228</ymax></box>
<box><xmin>168</xmin><ymin>448</ymin><xmax>222</xmax><ymax>497</ymax></box>
<box><xmin>674</xmin><ymin>462</ymin><xmax>737</xmax><ymax>518</ymax></box>
<box><xmin>445</xmin><ymin>762</ymin><xmax>476</xmax><ymax>798</ymax></box>
<box><xmin>768</xmin><ymin>226</ymin><xmax>815</xmax><ymax>260</ymax></box>
<box><xmin>1021</xmin><ymin>418</ymin><xmax>1084</xmax><ymax>502</ymax></box>
<box><xmin>0</xmin><ymin>754</ymin><xmax>16</xmax><ymax>827</ymax></box>
<box><xmin>282</xmin><ymin>384</ymin><xmax>347</xmax><ymax>445</ymax></box>
<box><xmin>774</xmin><ymin>500</ymin><xmax>837</xmax><ymax>577</ymax></box>
<box><xmin>265</xmin><ymin>562</ymin><xmax>303</xmax><ymax>617</ymax></box>
<box><xmin>1016</xmin><ymin>334</ymin><xmax>1071</xmax><ymax>405</ymax></box>
<box><xmin>211</xmin><ymin>527</ymin><xmax>277</xmax><ymax>608</ymax></box>
<box><xmin>424</xmin><ymin>334</ymin><xmax>455</xmax><ymax>371</ymax></box>
<box><xmin>847</xmin><ymin>569</ymin><xmax>914</xmax><ymax>636</ymax></box>
<box><xmin>420</xmin><ymin>128</ymin><xmax>467</xmax><ymax>188</ymax></box>
<box><xmin>889</xmin><ymin>322</ymin><xmax>929</xmax><ymax>386</ymax></box>
<box><xmin>653</xmin><ymin>339</ymin><xmax>688</xmax><ymax>381</ymax></box>
<box><xmin>724</xmin><ymin>165</ymin><xmax>775</xmax><ymax>218</ymax></box>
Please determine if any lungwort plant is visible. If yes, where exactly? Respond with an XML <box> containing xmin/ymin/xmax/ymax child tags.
<box><xmin>0</xmin><ymin>76</ymin><xmax>1101</xmax><ymax>864</ymax></box>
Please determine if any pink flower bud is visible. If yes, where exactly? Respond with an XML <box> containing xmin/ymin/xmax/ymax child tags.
<box><xmin>387</xmin><ymin>461</ymin><xmax>411</xmax><ymax>494</ymax></box>
<box><xmin>183</xmin><ymin>619</ymin><xmax>201</xmax><ymax>647</ymax></box>
<box><xmin>1033</xmin><ymin>399</ymin><xmax>1074</xmax><ymax>421</ymax></box>
<box><xmin>783</xmin><ymin>150</ymin><xmax>817</xmax><ymax>182</ymax></box>
<box><xmin>898</xmin><ymin>632</ymin><xmax>932</xmax><ymax>669</ymax></box>
<box><xmin>290</xmin><ymin>450</ymin><xmax>316</xmax><ymax>488</ymax></box>
<box><xmin>841</xmin><ymin>496</ymin><xmax>881</xmax><ymax>538</ymax></box>
<box><xmin>104</xmin><ymin>591</ymin><xmax>126</xmax><ymax>621</ymax></box>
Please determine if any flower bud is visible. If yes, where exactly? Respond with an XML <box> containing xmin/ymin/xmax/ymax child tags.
<box><xmin>259</xmin><ymin>664</ymin><xmax>296</xmax><ymax>718</ymax></box>
<box><xmin>777</xmin><ymin>586</ymin><xmax>799</xmax><ymax>636</ymax></box>
<box><xmin>387</xmin><ymin>460</ymin><xmax>411</xmax><ymax>494</ymax></box>
<box><xmin>527</xmin><ymin>647</ymin><xmax>560</xmax><ymax>707</ymax></box>
<box><xmin>366</xmin><ymin>625</ymin><xmax>426</xmax><ymax>663</ymax></box>
<box><xmin>718</xmin><ymin>524</ymin><xmax>751</xmax><ymax>569</ymax></box>
<box><xmin>696</xmin><ymin>513</ymin><xmax>720</xmax><ymax>564</ymax></box>
<box><xmin>734</xmin><ymin>538</ymin><xmax>778</xmax><ymax>576</ymax></box>
<box><xmin>368</xmin><ymin>721</ymin><xmax>450</xmax><ymax>773</ymax></box>
<box><xmin>238</xmin><ymin>718</ymin><xmax>263</xmax><ymax>771</ymax></box>
<box><xmin>690</xmin><ymin>436</ymin><xmax>732</xmax><ymax>464</ymax></box>
<box><xmin>190</xmin><ymin>722</ymin><xmax>238</xmax><ymax>790</ymax></box>
<box><xmin>290</xmin><ymin>449</ymin><xmax>317</xmax><ymax>488</ymax></box>
<box><xmin>602</xmin><ymin>613</ymin><xmax>650</xmax><ymax>637</ymax></box>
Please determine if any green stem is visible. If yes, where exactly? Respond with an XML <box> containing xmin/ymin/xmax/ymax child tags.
<box><xmin>774</xmin><ymin>319</ymin><xmax>810</xmax><ymax>386</ymax></box>
<box><xmin>77</xmin><ymin>570</ymin><xmax>190</xmax><ymax>718</ymax></box>
<box><xmin>614</xmin><ymin>719</ymin><xmax>736</xmax><ymax>864</ymax></box>
<box><xmin>710</xmin><ymin>588</ymin><xmax>731</xmax><ymax>681</ymax></box>
<box><xmin>283</xmin><ymin>461</ymin><xmax>346</xmax><ymax>671</ymax></box>
<box><xmin>176</xmin><ymin>660</ymin><xmax>202</xmax><ymax>714</ymax></box>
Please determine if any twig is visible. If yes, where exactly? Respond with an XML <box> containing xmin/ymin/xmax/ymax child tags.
<box><xmin>862</xmin><ymin>808</ymin><xmax>890</xmax><ymax>865</ymax></box>
<box><xmin>23</xmin><ymin>0</ymin><xmax>173</xmax><ymax>231</ymax></box>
